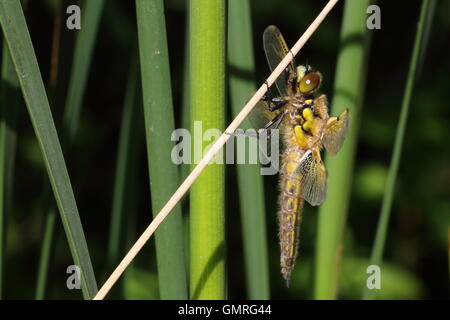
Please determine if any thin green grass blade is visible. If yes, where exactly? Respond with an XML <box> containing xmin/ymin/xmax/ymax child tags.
<box><xmin>136</xmin><ymin>0</ymin><xmax>188</xmax><ymax>300</ymax></box>
<box><xmin>314</xmin><ymin>0</ymin><xmax>372</xmax><ymax>299</ymax></box>
<box><xmin>35</xmin><ymin>206</ymin><xmax>56</xmax><ymax>299</ymax></box>
<box><xmin>107</xmin><ymin>54</ymin><xmax>142</xmax><ymax>275</ymax></box>
<box><xmin>63</xmin><ymin>0</ymin><xmax>105</xmax><ymax>140</ymax></box>
<box><xmin>363</xmin><ymin>0</ymin><xmax>437</xmax><ymax>300</ymax></box>
<box><xmin>189</xmin><ymin>0</ymin><xmax>226</xmax><ymax>300</ymax></box>
<box><xmin>35</xmin><ymin>0</ymin><xmax>105</xmax><ymax>299</ymax></box>
<box><xmin>35</xmin><ymin>2</ymin><xmax>63</xmax><ymax>300</ymax></box>
<box><xmin>121</xmin><ymin>156</ymin><xmax>140</xmax><ymax>299</ymax></box>
<box><xmin>227</xmin><ymin>0</ymin><xmax>270</xmax><ymax>299</ymax></box>
<box><xmin>0</xmin><ymin>0</ymin><xmax>97</xmax><ymax>299</ymax></box>
<box><xmin>108</xmin><ymin>67</ymin><xmax>142</xmax><ymax>297</ymax></box>
<box><xmin>0</xmin><ymin>40</ymin><xmax>22</xmax><ymax>299</ymax></box>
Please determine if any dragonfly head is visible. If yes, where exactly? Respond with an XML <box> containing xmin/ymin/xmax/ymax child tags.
<box><xmin>296</xmin><ymin>64</ymin><xmax>322</xmax><ymax>96</ymax></box>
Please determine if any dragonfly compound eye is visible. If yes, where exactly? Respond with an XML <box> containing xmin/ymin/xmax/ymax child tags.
<box><xmin>298</xmin><ymin>72</ymin><xmax>322</xmax><ymax>95</ymax></box>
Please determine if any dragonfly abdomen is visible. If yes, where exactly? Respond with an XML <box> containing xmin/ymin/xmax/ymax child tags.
<box><xmin>278</xmin><ymin>150</ymin><xmax>305</xmax><ymax>286</ymax></box>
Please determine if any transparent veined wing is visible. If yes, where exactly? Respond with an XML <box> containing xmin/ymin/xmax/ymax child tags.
<box><xmin>247</xmin><ymin>100</ymin><xmax>276</xmax><ymax>131</ymax></box>
<box><xmin>296</xmin><ymin>149</ymin><xmax>327</xmax><ymax>206</ymax></box>
<box><xmin>322</xmin><ymin>108</ymin><xmax>350</xmax><ymax>155</ymax></box>
<box><xmin>263</xmin><ymin>25</ymin><xmax>296</xmax><ymax>97</ymax></box>
<box><xmin>234</xmin><ymin>98</ymin><xmax>285</xmax><ymax>138</ymax></box>
<box><xmin>228</xmin><ymin>99</ymin><xmax>285</xmax><ymax>159</ymax></box>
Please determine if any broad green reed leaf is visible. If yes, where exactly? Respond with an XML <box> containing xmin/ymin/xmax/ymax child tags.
<box><xmin>136</xmin><ymin>0</ymin><xmax>187</xmax><ymax>299</ymax></box>
<box><xmin>314</xmin><ymin>0</ymin><xmax>372</xmax><ymax>299</ymax></box>
<box><xmin>228</xmin><ymin>0</ymin><xmax>270</xmax><ymax>299</ymax></box>
<box><xmin>189</xmin><ymin>0</ymin><xmax>226</xmax><ymax>299</ymax></box>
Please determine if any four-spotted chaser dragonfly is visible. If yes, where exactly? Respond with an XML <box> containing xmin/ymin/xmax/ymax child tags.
<box><xmin>252</xmin><ymin>25</ymin><xmax>350</xmax><ymax>287</ymax></box>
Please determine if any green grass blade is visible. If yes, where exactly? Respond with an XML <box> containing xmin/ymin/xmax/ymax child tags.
<box><xmin>35</xmin><ymin>206</ymin><xmax>56</xmax><ymax>299</ymax></box>
<box><xmin>35</xmin><ymin>1</ymin><xmax>105</xmax><ymax>299</ymax></box>
<box><xmin>63</xmin><ymin>0</ymin><xmax>104</xmax><ymax>140</ymax></box>
<box><xmin>314</xmin><ymin>0</ymin><xmax>372</xmax><ymax>299</ymax></box>
<box><xmin>121</xmin><ymin>156</ymin><xmax>140</xmax><ymax>299</ymax></box>
<box><xmin>227</xmin><ymin>0</ymin><xmax>270</xmax><ymax>299</ymax></box>
<box><xmin>363</xmin><ymin>0</ymin><xmax>437</xmax><ymax>300</ymax></box>
<box><xmin>136</xmin><ymin>0</ymin><xmax>188</xmax><ymax>300</ymax></box>
<box><xmin>107</xmin><ymin>55</ymin><xmax>142</xmax><ymax>271</ymax></box>
<box><xmin>189</xmin><ymin>0</ymin><xmax>226</xmax><ymax>300</ymax></box>
<box><xmin>108</xmin><ymin>70</ymin><xmax>142</xmax><ymax>298</ymax></box>
<box><xmin>34</xmin><ymin>2</ymin><xmax>63</xmax><ymax>300</ymax></box>
<box><xmin>0</xmin><ymin>40</ymin><xmax>22</xmax><ymax>299</ymax></box>
<box><xmin>0</xmin><ymin>0</ymin><xmax>97</xmax><ymax>299</ymax></box>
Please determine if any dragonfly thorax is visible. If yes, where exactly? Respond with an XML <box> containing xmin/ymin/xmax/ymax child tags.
<box><xmin>287</xmin><ymin>103</ymin><xmax>316</xmax><ymax>134</ymax></box>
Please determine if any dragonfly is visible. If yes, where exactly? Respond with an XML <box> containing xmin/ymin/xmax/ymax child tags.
<box><xmin>250</xmin><ymin>25</ymin><xmax>350</xmax><ymax>287</ymax></box>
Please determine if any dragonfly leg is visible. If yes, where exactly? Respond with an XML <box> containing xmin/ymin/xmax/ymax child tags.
<box><xmin>262</xmin><ymin>80</ymin><xmax>287</xmax><ymax>107</ymax></box>
<box><xmin>260</xmin><ymin>96</ymin><xmax>288</xmax><ymax>112</ymax></box>
<box><xmin>225</xmin><ymin>111</ymin><xmax>286</xmax><ymax>140</ymax></box>
<box><xmin>269</xmin><ymin>100</ymin><xmax>288</xmax><ymax>112</ymax></box>
<box><xmin>261</xmin><ymin>95</ymin><xmax>286</xmax><ymax>104</ymax></box>
<box><xmin>259</xmin><ymin>110</ymin><xmax>287</xmax><ymax>140</ymax></box>
<box><xmin>259</xmin><ymin>112</ymin><xmax>282</xmax><ymax>131</ymax></box>
<box><xmin>223</xmin><ymin>113</ymin><xmax>282</xmax><ymax>138</ymax></box>
<box><xmin>261</xmin><ymin>85</ymin><xmax>288</xmax><ymax>112</ymax></box>
<box><xmin>272</xmin><ymin>110</ymin><xmax>286</xmax><ymax>129</ymax></box>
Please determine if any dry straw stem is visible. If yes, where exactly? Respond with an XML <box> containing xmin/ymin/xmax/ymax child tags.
<box><xmin>94</xmin><ymin>0</ymin><xmax>339</xmax><ymax>300</ymax></box>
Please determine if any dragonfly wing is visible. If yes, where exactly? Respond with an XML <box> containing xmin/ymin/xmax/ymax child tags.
<box><xmin>230</xmin><ymin>100</ymin><xmax>282</xmax><ymax>157</ymax></box>
<box><xmin>247</xmin><ymin>100</ymin><xmax>273</xmax><ymax>132</ymax></box>
<box><xmin>296</xmin><ymin>149</ymin><xmax>327</xmax><ymax>206</ymax></box>
<box><xmin>263</xmin><ymin>25</ymin><xmax>296</xmax><ymax>97</ymax></box>
<box><xmin>322</xmin><ymin>108</ymin><xmax>350</xmax><ymax>155</ymax></box>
